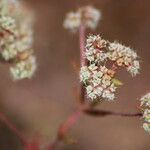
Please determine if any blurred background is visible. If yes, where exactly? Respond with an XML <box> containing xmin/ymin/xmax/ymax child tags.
<box><xmin>0</xmin><ymin>0</ymin><xmax>150</xmax><ymax>149</ymax></box>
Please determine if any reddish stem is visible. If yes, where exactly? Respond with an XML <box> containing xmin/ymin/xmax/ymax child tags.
<box><xmin>46</xmin><ymin>104</ymin><xmax>141</xmax><ymax>150</ymax></box>
<box><xmin>79</xmin><ymin>25</ymin><xmax>86</xmax><ymax>66</ymax></box>
<box><xmin>79</xmin><ymin>24</ymin><xmax>86</xmax><ymax>105</ymax></box>
<box><xmin>47</xmin><ymin>111</ymin><xmax>81</xmax><ymax>150</ymax></box>
<box><xmin>0</xmin><ymin>111</ymin><xmax>28</xmax><ymax>146</ymax></box>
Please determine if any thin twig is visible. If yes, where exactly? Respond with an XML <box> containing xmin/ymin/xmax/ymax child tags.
<box><xmin>83</xmin><ymin>108</ymin><xmax>142</xmax><ymax>117</ymax></box>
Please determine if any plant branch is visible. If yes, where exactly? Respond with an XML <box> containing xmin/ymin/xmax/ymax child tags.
<box><xmin>46</xmin><ymin>24</ymin><xmax>142</xmax><ymax>150</ymax></box>
<box><xmin>46</xmin><ymin>111</ymin><xmax>81</xmax><ymax>150</ymax></box>
<box><xmin>83</xmin><ymin>108</ymin><xmax>142</xmax><ymax>117</ymax></box>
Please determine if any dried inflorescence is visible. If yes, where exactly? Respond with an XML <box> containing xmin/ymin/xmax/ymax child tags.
<box><xmin>0</xmin><ymin>0</ymin><xmax>36</xmax><ymax>80</ymax></box>
<box><xmin>80</xmin><ymin>35</ymin><xmax>140</xmax><ymax>101</ymax></box>
<box><xmin>64</xmin><ymin>6</ymin><xmax>101</xmax><ymax>32</ymax></box>
<box><xmin>140</xmin><ymin>93</ymin><xmax>150</xmax><ymax>133</ymax></box>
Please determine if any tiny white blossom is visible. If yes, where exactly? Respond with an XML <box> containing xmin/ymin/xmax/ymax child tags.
<box><xmin>0</xmin><ymin>0</ymin><xmax>37</xmax><ymax>80</ymax></box>
<box><xmin>10</xmin><ymin>56</ymin><xmax>37</xmax><ymax>80</ymax></box>
<box><xmin>80</xmin><ymin>6</ymin><xmax>101</xmax><ymax>29</ymax></box>
<box><xmin>64</xmin><ymin>6</ymin><xmax>101</xmax><ymax>32</ymax></box>
<box><xmin>108</xmin><ymin>42</ymin><xmax>140</xmax><ymax>76</ymax></box>
<box><xmin>85</xmin><ymin>35</ymin><xmax>107</xmax><ymax>63</ymax></box>
<box><xmin>0</xmin><ymin>16</ymin><xmax>16</xmax><ymax>32</ymax></box>
<box><xmin>140</xmin><ymin>92</ymin><xmax>150</xmax><ymax>107</ymax></box>
<box><xmin>86</xmin><ymin>85</ymin><xmax>93</xmax><ymax>94</ymax></box>
<box><xmin>143</xmin><ymin>109</ymin><xmax>150</xmax><ymax>123</ymax></box>
<box><xmin>80</xmin><ymin>63</ymin><xmax>117</xmax><ymax>101</ymax></box>
<box><xmin>63</xmin><ymin>12</ymin><xmax>81</xmax><ymax>32</ymax></box>
<box><xmin>102</xmin><ymin>90</ymin><xmax>115</xmax><ymax>101</ymax></box>
<box><xmin>127</xmin><ymin>60</ymin><xmax>140</xmax><ymax>76</ymax></box>
<box><xmin>94</xmin><ymin>86</ymin><xmax>103</xmax><ymax>96</ymax></box>
<box><xmin>140</xmin><ymin>93</ymin><xmax>150</xmax><ymax>133</ymax></box>
<box><xmin>1</xmin><ymin>44</ymin><xmax>17</xmax><ymax>60</ymax></box>
<box><xmin>143</xmin><ymin>123</ymin><xmax>150</xmax><ymax>133</ymax></box>
<box><xmin>80</xmin><ymin>66</ymin><xmax>91</xmax><ymax>82</ymax></box>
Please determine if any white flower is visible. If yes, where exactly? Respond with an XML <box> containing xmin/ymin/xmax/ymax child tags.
<box><xmin>92</xmin><ymin>77</ymin><xmax>101</xmax><ymax>87</ymax></box>
<box><xmin>94</xmin><ymin>86</ymin><xmax>103</xmax><ymax>96</ymax></box>
<box><xmin>85</xmin><ymin>35</ymin><xmax>108</xmax><ymax>63</ymax></box>
<box><xmin>1</xmin><ymin>43</ymin><xmax>17</xmax><ymax>60</ymax></box>
<box><xmin>86</xmin><ymin>85</ymin><xmax>93</xmax><ymax>94</ymax></box>
<box><xmin>0</xmin><ymin>0</ymin><xmax>36</xmax><ymax>80</ymax></box>
<box><xmin>127</xmin><ymin>60</ymin><xmax>140</xmax><ymax>76</ymax></box>
<box><xmin>80</xmin><ymin>63</ymin><xmax>117</xmax><ymax>101</ymax></box>
<box><xmin>86</xmin><ymin>85</ymin><xmax>104</xmax><ymax>100</ymax></box>
<box><xmin>109</xmin><ymin>84</ymin><xmax>117</xmax><ymax>92</ymax></box>
<box><xmin>80</xmin><ymin>66</ymin><xmax>91</xmax><ymax>82</ymax></box>
<box><xmin>64</xmin><ymin>6</ymin><xmax>101</xmax><ymax>32</ymax></box>
<box><xmin>108</xmin><ymin>42</ymin><xmax>140</xmax><ymax>76</ymax></box>
<box><xmin>10</xmin><ymin>56</ymin><xmax>37</xmax><ymax>80</ymax></box>
<box><xmin>86</xmin><ymin>35</ymin><xmax>107</xmax><ymax>49</ymax></box>
<box><xmin>81</xmin><ymin>6</ymin><xmax>101</xmax><ymax>29</ymax></box>
<box><xmin>140</xmin><ymin>93</ymin><xmax>150</xmax><ymax>133</ymax></box>
<box><xmin>143</xmin><ymin>109</ymin><xmax>150</xmax><ymax>123</ymax></box>
<box><xmin>63</xmin><ymin>12</ymin><xmax>81</xmax><ymax>32</ymax></box>
<box><xmin>140</xmin><ymin>92</ymin><xmax>150</xmax><ymax>107</ymax></box>
<box><xmin>93</xmin><ymin>70</ymin><xmax>103</xmax><ymax>79</ymax></box>
<box><xmin>143</xmin><ymin>123</ymin><xmax>150</xmax><ymax>133</ymax></box>
<box><xmin>102</xmin><ymin>90</ymin><xmax>115</xmax><ymax>101</ymax></box>
<box><xmin>88</xmin><ymin>63</ymin><xmax>98</xmax><ymax>71</ymax></box>
<box><xmin>0</xmin><ymin>16</ymin><xmax>16</xmax><ymax>32</ymax></box>
<box><xmin>88</xmin><ymin>92</ymin><xmax>97</xmax><ymax>100</ymax></box>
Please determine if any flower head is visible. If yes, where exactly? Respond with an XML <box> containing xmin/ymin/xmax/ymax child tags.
<box><xmin>0</xmin><ymin>0</ymin><xmax>37</xmax><ymax>80</ymax></box>
<box><xmin>64</xmin><ymin>6</ymin><xmax>101</xmax><ymax>32</ymax></box>
<box><xmin>108</xmin><ymin>42</ymin><xmax>140</xmax><ymax>76</ymax></box>
<box><xmin>80</xmin><ymin>35</ymin><xmax>140</xmax><ymax>101</ymax></box>
<box><xmin>140</xmin><ymin>93</ymin><xmax>150</xmax><ymax>133</ymax></box>
<box><xmin>80</xmin><ymin>63</ymin><xmax>117</xmax><ymax>101</ymax></box>
<box><xmin>10</xmin><ymin>56</ymin><xmax>36</xmax><ymax>80</ymax></box>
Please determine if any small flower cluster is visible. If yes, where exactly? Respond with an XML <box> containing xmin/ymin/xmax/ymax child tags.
<box><xmin>64</xmin><ymin>6</ymin><xmax>101</xmax><ymax>32</ymax></box>
<box><xmin>80</xmin><ymin>64</ymin><xmax>116</xmax><ymax>100</ymax></box>
<box><xmin>0</xmin><ymin>0</ymin><xmax>36</xmax><ymax>80</ymax></box>
<box><xmin>140</xmin><ymin>93</ymin><xmax>150</xmax><ymax>133</ymax></box>
<box><xmin>80</xmin><ymin>35</ymin><xmax>140</xmax><ymax>101</ymax></box>
<box><xmin>108</xmin><ymin>42</ymin><xmax>139</xmax><ymax>76</ymax></box>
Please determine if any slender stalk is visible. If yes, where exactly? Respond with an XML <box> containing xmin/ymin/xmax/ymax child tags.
<box><xmin>47</xmin><ymin>111</ymin><xmax>81</xmax><ymax>150</ymax></box>
<box><xmin>79</xmin><ymin>24</ymin><xmax>86</xmax><ymax>104</ymax></box>
<box><xmin>79</xmin><ymin>24</ymin><xmax>86</xmax><ymax>66</ymax></box>
<box><xmin>0</xmin><ymin>111</ymin><xmax>28</xmax><ymax>145</ymax></box>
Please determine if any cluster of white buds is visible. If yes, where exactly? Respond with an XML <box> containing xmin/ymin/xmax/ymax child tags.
<box><xmin>140</xmin><ymin>93</ymin><xmax>150</xmax><ymax>133</ymax></box>
<box><xmin>64</xmin><ymin>6</ymin><xmax>101</xmax><ymax>32</ymax></box>
<box><xmin>80</xmin><ymin>35</ymin><xmax>140</xmax><ymax>101</ymax></box>
<box><xmin>0</xmin><ymin>0</ymin><xmax>36</xmax><ymax>80</ymax></box>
